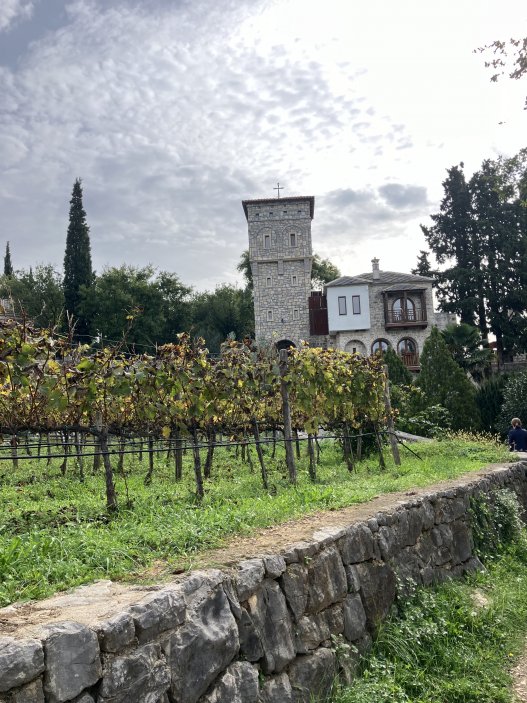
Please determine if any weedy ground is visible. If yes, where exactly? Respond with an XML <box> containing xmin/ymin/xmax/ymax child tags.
<box><xmin>0</xmin><ymin>433</ymin><xmax>510</xmax><ymax>606</ymax></box>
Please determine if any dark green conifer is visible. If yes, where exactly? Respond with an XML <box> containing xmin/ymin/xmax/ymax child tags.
<box><xmin>63</xmin><ymin>179</ymin><xmax>93</xmax><ymax>340</ymax></box>
<box><xmin>3</xmin><ymin>242</ymin><xmax>13</xmax><ymax>277</ymax></box>
<box><xmin>418</xmin><ymin>326</ymin><xmax>480</xmax><ymax>430</ymax></box>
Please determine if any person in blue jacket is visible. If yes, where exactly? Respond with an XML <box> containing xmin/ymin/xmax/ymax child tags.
<box><xmin>508</xmin><ymin>418</ymin><xmax>527</xmax><ymax>451</ymax></box>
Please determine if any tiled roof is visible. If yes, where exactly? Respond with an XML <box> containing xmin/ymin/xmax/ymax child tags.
<box><xmin>326</xmin><ymin>270</ymin><xmax>434</xmax><ymax>287</ymax></box>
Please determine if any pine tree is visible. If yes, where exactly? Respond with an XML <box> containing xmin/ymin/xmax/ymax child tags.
<box><xmin>411</xmin><ymin>250</ymin><xmax>432</xmax><ymax>277</ymax></box>
<box><xmin>418</xmin><ymin>326</ymin><xmax>480</xmax><ymax>431</ymax></box>
<box><xmin>63</xmin><ymin>179</ymin><xmax>93</xmax><ymax>340</ymax></box>
<box><xmin>3</xmin><ymin>242</ymin><xmax>13</xmax><ymax>277</ymax></box>
<box><xmin>421</xmin><ymin>164</ymin><xmax>483</xmax><ymax>328</ymax></box>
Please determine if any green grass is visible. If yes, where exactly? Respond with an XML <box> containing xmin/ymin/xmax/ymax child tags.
<box><xmin>0</xmin><ymin>434</ymin><xmax>511</xmax><ymax>606</ymax></box>
<box><xmin>331</xmin><ymin>513</ymin><xmax>527</xmax><ymax>703</ymax></box>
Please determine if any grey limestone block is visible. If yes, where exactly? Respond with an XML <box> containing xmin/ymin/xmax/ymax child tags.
<box><xmin>245</xmin><ymin>579</ymin><xmax>295</xmax><ymax>674</ymax></box>
<box><xmin>342</xmin><ymin>593</ymin><xmax>367</xmax><ymax>643</ymax></box>
<box><xmin>294</xmin><ymin>604</ymin><xmax>344</xmax><ymax>654</ymax></box>
<box><xmin>95</xmin><ymin>612</ymin><xmax>136</xmax><ymax>653</ymax></box>
<box><xmin>400</xmin><ymin>508</ymin><xmax>426</xmax><ymax>547</ymax></box>
<box><xmin>261</xmin><ymin>555</ymin><xmax>286</xmax><ymax>580</ymax></box>
<box><xmin>0</xmin><ymin>637</ymin><xmax>44</xmax><ymax>693</ymax></box>
<box><xmin>163</xmin><ymin>585</ymin><xmax>239</xmax><ymax>703</ymax></box>
<box><xmin>376</xmin><ymin>525</ymin><xmax>397</xmax><ymax>560</ymax></box>
<box><xmin>287</xmin><ymin>648</ymin><xmax>337</xmax><ymax>703</ymax></box>
<box><xmin>338</xmin><ymin>524</ymin><xmax>375</xmax><ymax>565</ymax></box>
<box><xmin>98</xmin><ymin>642</ymin><xmax>170</xmax><ymax>703</ymax></box>
<box><xmin>259</xmin><ymin>672</ymin><xmax>293</xmax><ymax>703</ymax></box>
<box><xmin>393</xmin><ymin>548</ymin><xmax>423</xmax><ymax>592</ymax></box>
<box><xmin>345</xmin><ymin>565</ymin><xmax>361</xmax><ymax>594</ymax></box>
<box><xmin>198</xmin><ymin>661</ymin><xmax>259</xmax><ymax>703</ymax></box>
<box><xmin>354</xmin><ymin>562</ymin><xmax>396</xmax><ymax>633</ymax></box>
<box><xmin>420</xmin><ymin>500</ymin><xmax>436</xmax><ymax>530</ymax></box>
<box><xmin>367</xmin><ymin>518</ymin><xmax>379</xmax><ymax>533</ymax></box>
<box><xmin>311</xmin><ymin>527</ymin><xmax>347</xmax><ymax>550</ymax></box>
<box><xmin>4</xmin><ymin>678</ymin><xmax>45</xmax><ymax>703</ymax></box>
<box><xmin>450</xmin><ymin>520</ymin><xmax>473</xmax><ymax>565</ymax></box>
<box><xmin>127</xmin><ymin>586</ymin><xmax>186</xmax><ymax>644</ymax></box>
<box><xmin>414</xmin><ymin>531</ymin><xmax>435</xmax><ymax>566</ymax></box>
<box><xmin>305</xmin><ymin>546</ymin><xmax>347</xmax><ymax>615</ymax></box>
<box><xmin>434</xmin><ymin>494</ymin><xmax>468</xmax><ymax>524</ymax></box>
<box><xmin>42</xmin><ymin>622</ymin><xmax>102</xmax><ymax>703</ymax></box>
<box><xmin>281</xmin><ymin>542</ymin><xmax>317</xmax><ymax>565</ymax></box>
<box><xmin>236</xmin><ymin>559</ymin><xmax>266</xmax><ymax>602</ymax></box>
<box><xmin>71</xmin><ymin>695</ymin><xmax>95</xmax><ymax>703</ymax></box>
<box><xmin>279</xmin><ymin>563</ymin><xmax>308</xmax><ymax>622</ymax></box>
<box><xmin>237</xmin><ymin>607</ymin><xmax>264</xmax><ymax>662</ymax></box>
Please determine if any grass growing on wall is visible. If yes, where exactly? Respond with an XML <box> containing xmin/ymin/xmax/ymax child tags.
<box><xmin>331</xmin><ymin>490</ymin><xmax>527</xmax><ymax>703</ymax></box>
<box><xmin>0</xmin><ymin>434</ymin><xmax>511</xmax><ymax>606</ymax></box>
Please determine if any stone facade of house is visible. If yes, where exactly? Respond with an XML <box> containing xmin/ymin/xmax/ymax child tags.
<box><xmin>326</xmin><ymin>260</ymin><xmax>456</xmax><ymax>366</ymax></box>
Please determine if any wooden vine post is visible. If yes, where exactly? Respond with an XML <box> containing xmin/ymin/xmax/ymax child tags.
<box><xmin>383</xmin><ymin>365</ymin><xmax>401</xmax><ymax>466</ymax></box>
<box><xmin>95</xmin><ymin>413</ymin><xmax>118</xmax><ymax>513</ymax></box>
<box><xmin>279</xmin><ymin>349</ymin><xmax>296</xmax><ymax>484</ymax></box>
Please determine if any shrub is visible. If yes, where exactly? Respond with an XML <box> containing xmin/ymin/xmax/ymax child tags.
<box><xmin>418</xmin><ymin>327</ymin><xmax>480</xmax><ymax>431</ymax></box>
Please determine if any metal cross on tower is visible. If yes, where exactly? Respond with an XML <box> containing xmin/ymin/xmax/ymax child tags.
<box><xmin>273</xmin><ymin>182</ymin><xmax>283</xmax><ymax>198</ymax></box>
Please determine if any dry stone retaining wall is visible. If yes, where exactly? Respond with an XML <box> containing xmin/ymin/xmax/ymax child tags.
<box><xmin>2</xmin><ymin>462</ymin><xmax>527</xmax><ymax>703</ymax></box>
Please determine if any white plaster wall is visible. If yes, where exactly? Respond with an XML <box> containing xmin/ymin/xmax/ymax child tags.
<box><xmin>327</xmin><ymin>285</ymin><xmax>370</xmax><ymax>333</ymax></box>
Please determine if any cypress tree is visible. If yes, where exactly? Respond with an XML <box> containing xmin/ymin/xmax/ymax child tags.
<box><xmin>421</xmin><ymin>164</ymin><xmax>483</xmax><ymax>328</ymax></box>
<box><xmin>63</xmin><ymin>179</ymin><xmax>93</xmax><ymax>340</ymax></box>
<box><xmin>418</xmin><ymin>326</ymin><xmax>480</xmax><ymax>431</ymax></box>
<box><xmin>3</xmin><ymin>242</ymin><xmax>13</xmax><ymax>277</ymax></box>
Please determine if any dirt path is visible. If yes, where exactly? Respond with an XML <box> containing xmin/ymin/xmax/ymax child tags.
<box><xmin>513</xmin><ymin>652</ymin><xmax>527</xmax><ymax>702</ymax></box>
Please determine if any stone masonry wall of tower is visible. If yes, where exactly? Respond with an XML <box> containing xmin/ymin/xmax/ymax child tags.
<box><xmin>243</xmin><ymin>196</ymin><xmax>314</xmax><ymax>348</ymax></box>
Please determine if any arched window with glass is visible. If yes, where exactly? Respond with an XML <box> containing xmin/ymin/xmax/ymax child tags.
<box><xmin>397</xmin><ymin>337</ymin><xmax>419</xmax><ymax>367</ymax></box>
<box><xmin>371</xmin><ymin>339</ymin><xmax>391</xmax><ymax>355</ymax></box>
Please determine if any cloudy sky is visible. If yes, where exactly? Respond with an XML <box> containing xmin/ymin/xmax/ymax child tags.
<box><xmin>1</xmin><ymin>0</ymin><xmax>526</xmax><ymax>291</ymax></box>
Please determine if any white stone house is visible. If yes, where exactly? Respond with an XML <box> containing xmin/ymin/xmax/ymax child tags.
<box><xmin>325</xmin><ymin>258</ymin><xmax>455</xmax><ymax>370</ymax></box>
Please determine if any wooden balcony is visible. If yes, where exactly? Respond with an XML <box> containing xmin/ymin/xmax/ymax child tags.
<box><xmin>399</xmin><ymin>352</ymin><xmax>420</xmax><ymax>370</ymax></box>
<box><xmin>384</xmin><ymin>307</ymin><xmax>427</xmax><ymax>329</ymax></box>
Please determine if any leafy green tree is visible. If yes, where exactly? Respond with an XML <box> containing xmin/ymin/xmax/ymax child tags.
<box><xmin>79</xmin><ymin>265</ymin><xmax>191</xmax><ymax>350</ymax></box>
<box><xmin>500</xmin><ymin>371</ymin><xmax>527</xmax><ymax>433</ymax></box>
<box><xmin>237</xmin><ymin>250</ymin><xmax>253</xmax><ymax>291</ymax></box>
<box><xmin>418</xmin><ymin>326</ymin><xmax>480</xmax><ymax>430</ymax></box>
<box><xmin>311</xmin><ymin>254</ymin><xmax>340</xmax><ymax>289</ymax></box>
<box><xmin>0</xmin><ymin>265</ymin><xmax>64</xmax><ymax>328</ymax></box>
<box><xmin>476</xmin><ymin>36</ymin><xmax>527</xmax><ymax>109</ymax></box>
<box><xmin>190</xmin><ymin>284</ymin><xmax>254</xmax><ymax>353</ymax></box>
<box><xmin>3</xmin><ymin>242</ymin><xmax>13</xmax><ymax>277</ymax></box>
<box><xmin>476</xmin><ymin>374</ymin><xmax>509</xmax><ymax>434</ymax></box>
<box><xmin>63</xmin><ymin>179</ymin><xmax>93</xmax><ymax>340</ymax></box>
<box><xmin>440</xmin><ymin>323</ymin><xmax>493</xmax><ymax>381</ymax></box>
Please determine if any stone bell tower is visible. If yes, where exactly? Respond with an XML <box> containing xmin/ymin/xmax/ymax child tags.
<box><xmin>242</xmin><ymin>193</ymin><xmax>314</xmax><ymax>348</ymax></box>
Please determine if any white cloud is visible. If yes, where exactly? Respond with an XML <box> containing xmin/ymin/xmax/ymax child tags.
<box><xmin>0</xmin><ymin>0</ymin><xmax>34</xmax><ymax>32</ymax></box>
<box><xmin>0</xmin><ymin>0</ymin><xmax>525</xmax><ymax>290</ymax></box>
